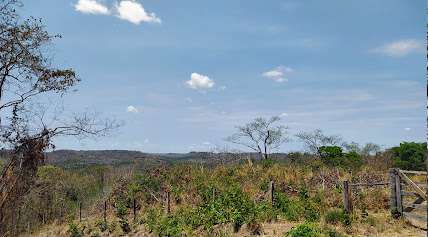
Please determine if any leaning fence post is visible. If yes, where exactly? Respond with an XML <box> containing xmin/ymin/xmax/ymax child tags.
<box><xmin>343</xmin><ymin>180</ymin><xmax>351</xmax><ymax>213</ymax></box>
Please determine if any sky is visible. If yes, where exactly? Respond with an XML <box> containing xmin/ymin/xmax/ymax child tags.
<box><xmin>21</xmin><ymin>0</ymin><xmax>426</xmax><ymax>153</ymax></box>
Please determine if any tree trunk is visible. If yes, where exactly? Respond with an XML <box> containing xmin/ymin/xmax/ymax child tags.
<box><xmin>0</xmin><ymin>137</ymin><xmax>49</xmax><ymax>235</ymax></box>
<box><xmin>263</xmin><ymin>130</ymin><xmax>270</xmax><ymax>160</ymax></box>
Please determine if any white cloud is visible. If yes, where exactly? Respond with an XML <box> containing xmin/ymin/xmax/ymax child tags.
<box><xmin>75</xmin><ymin>0</ymin><xmax>110</xmax><ymax>15</ymax></box>
<box><xmin>280</xmin><ymin>112</ymin><xmax>288</xmax><ymax>117</ymax></box>
<box><xmin>144</xmin><ymin>138</ymin><xmax>150</xmax><ymax>143</ymax></box>
<box><xmin>262</xmin><ymin>66</ymin><xmax>294</xmax><ymax>83</ymax></box>
<box><xmin>404</xmin><ymin>127</ymin><xmax>411</xmax><ymax>131</ymax></box>
<box><xmin>127</xmin><ymin>105</ymin><xmax>140</xmax><ymax>113</ymax></box>
<box><xmin>372</xmin><ymin>39</ymin><xmax>423</xmax><ymax>57</ymax></box>
<box><xmin>186</xmin><ymin>73</ymin><xmax>215</xmax><ymax>90</ymax></box>
<box><xmin>116</xmin><ymin>0</ymin><xmax>161</xmax><ymax>24</ymax></box>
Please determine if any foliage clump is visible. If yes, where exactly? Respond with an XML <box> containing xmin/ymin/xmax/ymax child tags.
<box><xmin>274</xmin><ymin>190</ymin><xmax>321</xmax><ymax>222</ymax></box>
<box><xmin>319</xmin><ymin>146</ymin><xmax>363</xmax><ymax>170</ymax></box>
<box><xmin>67</xmin><ymin>222</ymin><xmax>84</xmax><ymax>237</ymax></box>
<box><xmin>285</xmin><ymin>222</ymin><xmax>322</xmax><ymax>237</ymax></box>
<box><xmin>391</xmin><ymin>142</ymin><xmax>427</xmax><ymax>171</ymax></box>
<box><xmin>324</xmin><ymin>209</ymin><xmax>352</xmax><ymax>226</ymax></box>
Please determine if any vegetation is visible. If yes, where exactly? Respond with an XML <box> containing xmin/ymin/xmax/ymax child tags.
<box><xmin>391</xmin><ymin>142</ymin><xmax>427</xmax><ymax>171</ymax></box>
<box><xmin>285</xmin><ymin>222</ymin><xmax>322</xmax><ymax>237</ymax></box>
<box><xmin>0</xmin><ymin>2</ymin><xmax>425</xmax><ymax>237</ymax></box>
<box><xmin>4</xmin><ymin>141</ymin><xmax>425</xmax><ymax>236</ymax></box>
<box><xmin>0</xmin><ymin>0</ymin><xmax>117</xmax><ymax>233</ymax></box>
<box><xmin>324</xmin><ymin>209</ymin><xmax>351</xmax><ymax>226</ymax></box>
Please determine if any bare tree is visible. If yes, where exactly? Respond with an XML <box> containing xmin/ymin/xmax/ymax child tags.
<box><xmin>360</xmin><ymin>142</ymin><xmax>381</xmax><ymax>156</ymax></box>
<box><xmin>226</xmin><ymin>116</ymin><xmax>289</xmax><ymax>160</ymax></box>
<box><xmin>295</xmin><ymin>129</ymin><xmax>342</xmax><ymax>158</ymax></box>
<box><xmin>0</xmin><ymin>1</ymin><xmax>118</xmax><ymax>232</ymax></box>
<box><xmin>343</xmin><ymin>141</ymin><xmax>381</xmax><ymax>156</ymax></box>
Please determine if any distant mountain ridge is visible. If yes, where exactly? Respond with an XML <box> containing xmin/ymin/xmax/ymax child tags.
<box><xmin>0</xmin><ymin>149</ymin><xmax>288</xmax><ymax>169</ymax></box>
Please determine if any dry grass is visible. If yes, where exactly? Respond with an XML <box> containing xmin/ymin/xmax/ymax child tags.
<box><xmin>27</xmin><ymin>210</ymin><xmax>427</xmax><ymax>237</ymax></box>
<box><xmin>20</xmin><ymin>161</ymin><xmax>427</xmax><ymax>237</ymax></box>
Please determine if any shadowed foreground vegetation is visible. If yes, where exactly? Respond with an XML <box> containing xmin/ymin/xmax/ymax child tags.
<box><xmin>4</xmin><ymin>142</ymin><xmax>426</xmax><ymax>237</ymax></box>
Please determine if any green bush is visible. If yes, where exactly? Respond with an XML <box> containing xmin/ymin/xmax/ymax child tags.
<box><xmin>324</xmin><ymin>209</ymin><xmax>351</xmax><ymax>226</ymax></box>
<box><xmin>260</xmin><ymin>158</ymin><xmax>275</xmax><ymax>168</ymax></box>
<box><xmin>320</xmin><ymin>146</ymin><xmax>343</xmax><ymax>167</ymax></box>
<box><xmin>157</xmin><ymin>215</ymin><xmax>187</xmax><ymax>237</ymax></box>
<box><xmin>342</xmin><ymin>151</ymin><xmax>363</xmax><ymax>170</ymax></box>
<box><xmin>143</xmin><ymin>186</ymin><xmax>262</xmax><ymax>233</ymax></box>
<box><xmin>303</xmin><ymin>202</ymin><xmax>320</xmax><ymax>222</ymax></box>
<box><xmin>319</xmin><ymin>146</ymin><xmax>363</xmax><ymax>170</ymax></box>
<box><xmin>114</xmin><ymin>200</ymin><xmax>129</xmax><ymax>219</ymax></box>
<box><xmin>198</xmin><ymin>184</ymin><xmax>217</xmax><ymax>203</ymax></box>
<box><xmin>391</xmin><ymin>142</ymin><xmax>427</xmax><ymax>171</ymax></box>
<box><xmin>254</xmin><ymin>200</ymin><xmax>277</xmax><ymax>222</ymax></box>
<box><xmin>196</xmin><ymin>186</ymin><xmax>256</xmax><ymax>230</ymax></box>
<box><xmin>286</xmin><ymin>222</ymin><xmax>322</xmax><ymax>237</ymax></box>
<box><xmin>274</xmin><ymin>192</ymin><xmax>303</xmax><ymax>221</ymax></box>
<box><xmin>324</xmin><ymin>228</ymin><xmax>345</xmax><ymax>237</ymax></box>
<box><xmin>67</xmin><ymin>223</ymin><xmax>84</xmax><ymax>237</ymax></box>
<box><xmin>143</xmin><ymin>208</ymin><xmax>162</xmax><ymax>233</ymax></box>
<box><xmin>143</xmin><ymin>207</ymin><xmax>192</xmax><ymax>237</ymax></box>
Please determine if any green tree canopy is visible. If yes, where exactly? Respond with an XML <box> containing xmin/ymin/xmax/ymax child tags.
<box><xmin>319</xmin><ymin>146</ymin><xmax>363</xmax><ymax>170</ymax></box>
<box><xmin>319</xmin><ymin>146</ymin><xmax>343</xmax><ymax>167</ymax></box>
<box><xmin>391</xmin><ymin>142</ymin><xmax>427</xmax><ymax>171</ymax></box>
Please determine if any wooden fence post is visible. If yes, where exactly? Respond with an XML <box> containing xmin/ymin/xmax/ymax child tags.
<box><xmin>389</xmin><ymin>168</ymin><xmax>397</xmax><ymax>213</ymax></box>
<box><xmin>103</xmin><ymin>200</ymin><xmax>107</xmax><ymax>223</ymax></box>
<box><xmin>133</xmin><ymin>198</ymin><xmax>137</xmax><ymax>222</ymax></box>
<box><xmin>343</xmin><ymin>180</ymin><xmax>351</xmax><ymax>213</ymax></box>
<box><xmin>267</xmin><ymin>180</ymin><xmax>275</xmax><ymax>205</ymax></box>
<box><xmin>212</xmin><ymin>187</ymin><xmax>216</xmax><ymax>201</ymax></box>
<box><xmin>394</xmin><ymin>170</ymin><xmax>403</xmax><ymax>214</ymax></box>
<box><xmin>79</xmin><ymin>201</ymin><xmax>82</xmax><ymax>222</ymax></box>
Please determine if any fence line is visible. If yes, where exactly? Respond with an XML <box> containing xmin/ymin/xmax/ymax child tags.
<box><xmin>390</xmin><ymin>168</ymin><xmax>427</xmax><ymax>230</ymax></box>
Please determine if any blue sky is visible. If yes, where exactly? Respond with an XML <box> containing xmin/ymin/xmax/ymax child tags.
<box><xmin>22</xmin><ymin>0</ymin><xmax>426</xmax><ymax>152</ymax></box>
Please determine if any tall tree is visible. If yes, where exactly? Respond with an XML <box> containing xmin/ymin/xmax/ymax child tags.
<box><xmin>295</xmin><ymin>129</ymin><xmax>342</xmax><ymax>158</ymax></box>
<box><xmin>0</xmin><ymin>1</ymin><xmax>117</xmax><ymax>232</ymax></box>
<box><xmin>226</xmin><ymin>116</ymin><xmax>288</xmax><ymax>160</ymax></box>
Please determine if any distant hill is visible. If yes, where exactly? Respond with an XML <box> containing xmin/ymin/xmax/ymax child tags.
<box><xmin>0</xmin><ymin>149</ymin><xmax>290</xmax><ymax>169</ymax></box>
